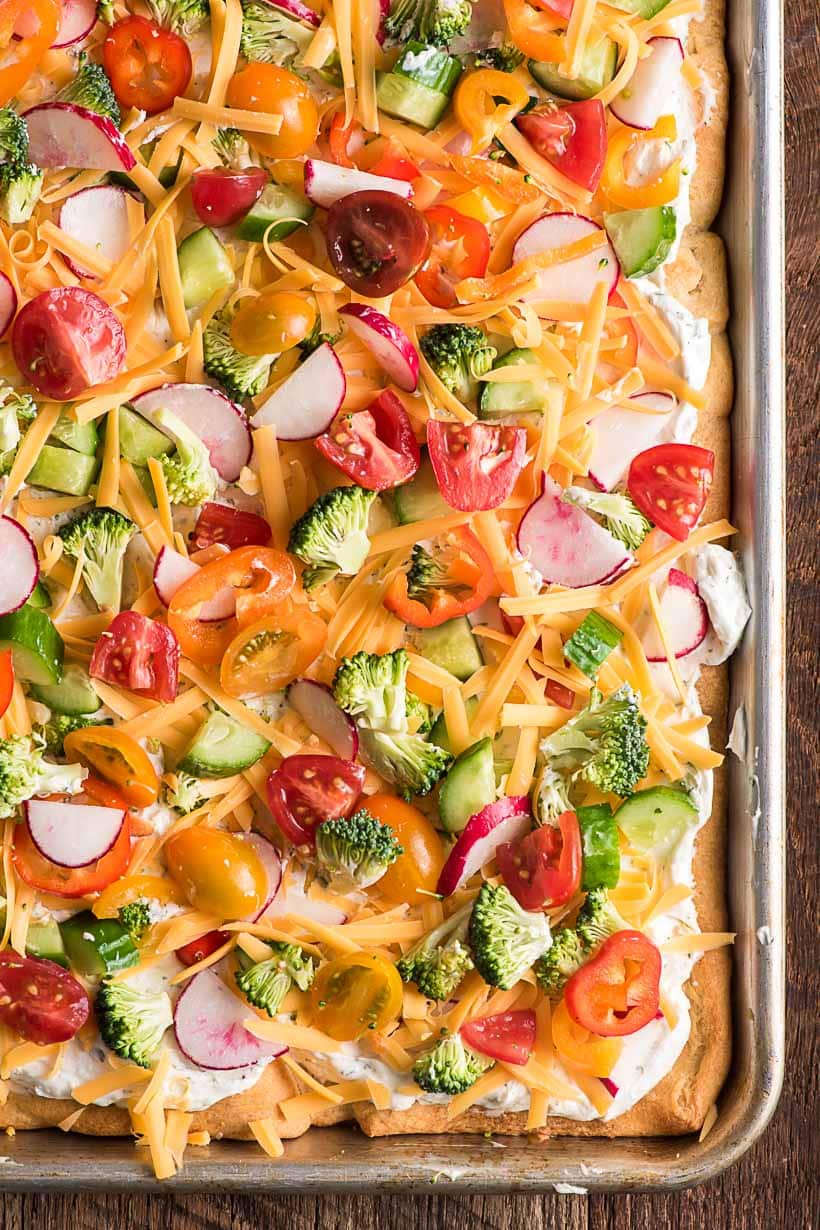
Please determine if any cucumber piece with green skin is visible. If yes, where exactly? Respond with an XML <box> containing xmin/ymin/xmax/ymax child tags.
<box><xmin>610</xmin><ymin>0</ymin><xmax>673</xmax><ymax>17</ymax></box>
<box><xmin>31</xmin><ymin>664</ymin><xmax>101</xmax><ymax>716</ymax></box>
<box><xmin>430</xmin><ymin>700</ymin><xmax>514</xmax><ymax>783</ymax></box>
<box><xmin>179</xmin><ymin>709</ymin><xmax>271</xmax><ymax>778</ymax></box>
<box><xmin>528</xmin><ymin>37</ymin><xmax>617</xmax><ymax>100</ymax></box>
<box><xmin>0</xmin><ymin>605</ymin><xmax>64</xmax><ymax>685</ymax></box>
<box><xmin>614</xmin><ymin>785</ymin><xmax>699</xmax><ymax>857</ymax></box>
<box><xmin>478</xmin><ymin>348</ymin><xmax>555</xmax><ymax>420</ymax></box>
<box><xmin>134</xmin><ymin>464</ymin><xmax>158</xmax><ymax>505</ymax></box>
<box><xmin>117</xmin><ymin>405</ymin><xmax>174</xmax><ymax>467</ymax></box>
<box><xmin>393</xmin><ymin>455</ymin><xmax>450</xmax><ymax>524</ymax></box>
<box><xmin>26</xmin><ymin>444</ymin><xmax>99</xmax><ymax>496</ymax></box>
<box><xmin>563</xmin><ymin>611</ymin><xmax>623</xmax><ymax>679</ymax></box>
<box><xmin>60</xmin><ymin>911</ymin><xmax>139</xmax><ymax>977</ymax></box>
<box><xmin>576</xmin><ymin>803</ymin><xmax>620</xmax><ymax>889</ymax></box>
<box><xmin>177</xmin><ymin>227</ymin><xmax>234</xmax><ymax>309</ymax></box>
<box><xmin>409</xmin><ymin>617</ymin><xmax>483</xmax><ymax>683</ymax></box>
<box><xmin>604</xmin><ymin>207</ymin><xmax>677</xmax><ymax>279</ymax></box>
<box><xmin>26</xmin><ymin>580</ymin><xmax>51</xmax><ymax>610</ymax></box>
<box><xmin>0</xmin><ymin>902</ymin><xmax>67</xmax><ymax>966</ymax></box>
<box><xmin>376</xmin><ymin>73</ymin><xmax>452</xmax><ymax>129</ymax></box>
<box><xmin>236</xmin><ymin>184</ymin><xmax>315</xmax><ymax>243</ymax></box>
<box><xmin>393</xmin><ymin>42</ymin><xmax>463</xmax><ymax>95</ymax></box>
<box><xmin>50</xmin><ymin>413</ymin><xmax>98</xmax><ymax>457</ymax></box>
<box><xmin>438</xmin><ymin>737</ymin><xmax>496</xmax><ymax>833</ymax></box>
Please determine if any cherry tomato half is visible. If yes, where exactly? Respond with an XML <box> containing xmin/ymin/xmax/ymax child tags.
<box><xmin>90</xmin><ymin>611</ymin><xmax>179</xmax><ymax>703</ymax></box>
<box><xmin>369</xmin><ymin>143</ymin><xmax>420</xmax><ymax>183</ymax></box>
<box><xmin>63</xmin><ymin>726</ymin><xmax>160</xmax><ymax>809</ymax></box>
<box><xmin>12</xmin><ymin>287</ymin><xmax>126</xmax><ymax>401</ymax></box>
<box><xmin>325</xmin><ymin>190</ymin><xmax>431</xmax><ymax>297</ymax></box>
<box><xmin>627</xmin><ymin>443</ymin><xmax>715</xmax><ymax>542</ymax></box>
<box><xmin>219</xmin><ymin>606</ymin><xmax>326</xmax><ymax>698</ymax></box>
<box><xmin>415</xmin><ymin>205</ymin><xmax>490</xmax><ymax>309</ymax></box>
<box><xmin>497</xmin><ymin>811</ymin><xmax>582</xmax><ymax>911</ymax></box>
<box><xmin>0</xmin><ymin>648</ymin><xmax>13</xmax><ymax>719</ymax></box>
<box><xmin>564</xmin><ymin>930</ymin><xmax>662</xmax><ymax>1037</ymax></box>
<box><xmin>383</xmin><ymin>526</ymin><xmax>495</xmax><ymax>628</ymax></box>
<box><xmin>515</xmin><ymin>100</ymin><xmax>607</xmax><ymax>193</ymax></box>
<box><xmin>230</xmin><ymin>289</ymin><xmax>316</xmax><ymax>356</ymax></box>
<box><xmin>191</xmin><ymin>167</ymin><xmax>268</xmax><ymax>227</ymax></box>
<box><xmin>0</xmin><ymin>952</ymin><xmax>90</xmax><ymax>1045</ymax></box>
<box><xmin>190</xmin><ymin>503</ymin><xmax>272</xmax><ymax>552</ymax></box>
<box><xmin>175</xmin><ymin>929</ymin><xmax>230</xmax><ymax>966</ymax></box>
<box><xmin>267</xmin><ymin>754</ymin><xmax>365</xmax><ymax>849</ymax></box>
<box><xmin>92</xmin><ymin>873</ymin><xmax>184</xmax><ymax>919</ymax></box>
<box><xmin>316</xmin><ymin>389</ymin><xmax>420</xmax><ymax>491</ymax></box>
<box><xmin>461</xmin><ymin>1008</ymin><xmax>537</xmax><ymax>1066</ymax></box>
<box><xmin>227</xmin><ymin>64</ymin><xmax>318</xmax><ymax>158</ymax></box>
<box><xmin>103</xmin><ymin>15</ymin><xmax>192</xmax><ymax>116</ymax></box>
<box><xmin>364</xmin><ymin>793</ymin><xmax>444</xmax><ymax>906</ymax></box>
<box><xmin>426</xmin><ymin>420</ymin><xmax>527</xmax><ymax>512</ymax></box>
<box><xmin>165</xmin><ymin>828</ymin><xmax>267</xmax><ymax>920</ymax></box>
<box><xmin>310</xmin><ymin>952</ymin><xmax>403</xmax><ymax>1041</ymax></box>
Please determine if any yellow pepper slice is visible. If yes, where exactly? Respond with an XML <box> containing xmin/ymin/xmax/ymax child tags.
<box><xmin>453</xmin><ymin>68</ymin><xmax>531</xmax><ymax>154</ymax></box>
<box><xmin>601</xmin><ymin>115</ymin><xmax>682</xmax><ymax>210</ymax></box>
<box><xmin>551</xmin><ymin>998</ymin><xmax>623</xmax><ymax>1077</ymax></box>
<box><xmin>502</xmin><ymin>0</ymin><xmax>565</xmax><ymax>65</ymax></box>
<box><xmin>0</xmin><ymin>0</ymin><xmax>60</xmax><ymax>107</ymax></box>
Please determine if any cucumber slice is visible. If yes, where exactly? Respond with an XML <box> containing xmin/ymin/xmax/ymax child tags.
<box><xmin>576</xmin><ymin>803</ymin><xmax>620</xmax><ymax>890</ymax></box>
<box><xmin>604</xmin><ymin>207</ymin><xmax>677</xmax><ymax>279</ymax></box>
<box><xmin>50</xmin><ymin>413</ymin><xmax>99</xmax><ymax>456</ymax></box>
<box><xmin>409</xmin><ymin>617</ymin><xmax>483</xmax><ymax>682</ymax></box>
<box><xmin>393</xmin><ymin>42</ymin><xmax>463</xmax><ymax>95</ymax></box>
<box><xmin>31</xmin><ymin>664</ymin><xmax>101</xmax><ymax>716</ymax></box>
<box><xmin>27</xmin><ymin>580</ymin><xmax>51</xmax><ymax>610</ymax></box>
<box><xmin>376</xmin><ymin>72</ymin><xmax>452</xmax><ymax>129</ymax></box>
<box><xmin>614</xmin><ymin>785</ymin><xmax>699</xmax><ymax>856</ymax></box>
<box><xmin>60</xmin><ymin>911</ymin><xmax>138</xmax><ymax>977</ymax></box>
<box><xmin>0</xmin><ymin>902</ymin><xmax>67</xmax><ymax>965</ymax></box>
<box><xmin>26</xmin><ymin>444</ymin><xmax>99</xmax><ymax>496</ymax></box>
<box><xmin>177</xmin><ymin>227</ymin><xmax>234</xmax><ymax>309</ymax></box>
<box><xmin>430</xmin><ymin>700</ymin><xmax>515</xmax><ymax>784</ymax></box>
<box><xmin>438</xmin><ymin>737</ymin><xmax>496</xmax><ymax>833</ymax></box>
<box><xmin>0</xmin><ymin>605</ymin><xmax>64</xmax><ymax>685</ymax></box>
<box><xmin>236</xmin><ymin>184</ymin><xmax>315</xmax><ymax>243</ymax></box>
<box><xmin>118</xmin><ymin>405</ymin><xmax>174</xmax><ymax>467</ymax></box>
<box><xmin>393</xmin><ymin>454</ymin><xmax>450</xmax><ymax>524</ymax></box>
<box><xmin>563</xmin><ymin>611</ymin><xmax>623</xmax><ymax>679</ymax></box>
<box><xmin>179</xmin><ymin>709</ymin><xmax>271</xmax><ymax>778</ymax></box>
<box><xmin>134</xmin><ymin>464</ymin><xmax>158</xmax><ymax>505</ymax></box>
<box><xmin>478</xmin><ymin>347</ymin><xmax>555</xmax><ymax>420</ymax></box>
<box><xmin>610</xmin><ymin>0</ymin><xmax>673</xmax><ymax>17</ymax></box>
<box><xmin>528</xmin><ymin>36</ymin><xmax>617</xmax><ymax>100</ymax></box>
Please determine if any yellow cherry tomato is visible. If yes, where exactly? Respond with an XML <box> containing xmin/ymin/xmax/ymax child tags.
<box><xmin>230</xmin><ymin>290</ymin><xmax>316</xmax><ymax>356</ymax></box>
<box><xmin>63</xmin><ymin>727</ymin><xmax>160</xmax><ymax>808</ymax></box>
<box><xmin>226</xmin><ymin>64</ymin><xmax>319</xmax><ymax>158</ymax></box>
<box><xmin>601</xmin><ymin>115</ymin><xmax>681</xmax><ymax>210</ymax></box>
<box><xmin>92</xmin><ymin>874</ymin><xmax>184</xmax><ymax>919</ymax></box>
<box><xmin>454</xmin><ymin>68</ymin><xmax>530</xmax><ymax>153</ymax></box>
<box><xmin>364</xmin><ymin>793</ymin><xmax>444</xmax><ymax>906</ymax></box>
<box><xmin>219</xmin><ymin>605</ymin><xmax>327</xmax><ymax>698</ymax></box>
<box><xmin>165</xmin><ymin>828</ymin><xmax>267</xmax><ymax>919</ymax></box>
<box><xmin>311</xmin><ymin>952</ymin><xmax>403</xmax><ymax>1041</ymax></box>
<box><xmin>551</xmin><ymin>998</ymin><xmax>623</xmax><ymax>1077</ymax></box>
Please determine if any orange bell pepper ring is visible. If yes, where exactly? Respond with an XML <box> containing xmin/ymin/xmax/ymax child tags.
<box><xmin>453</xmin><ymin>68</ymin><xmax>531</xmax><ymax>154</ymax></box>
<box><xmin>601</xmin><ymin>115</ymin><xmax>682</xmax><ymax>210</ymax></box>
<box><xmin>0</xmin><ymin>0</ymin><xmax>59</xmax><ymax>106</ymax></box>
<box><xmin>502</xmin><ymin>0</ymin><xmax>565</xmax><ymax>65</ymax></box>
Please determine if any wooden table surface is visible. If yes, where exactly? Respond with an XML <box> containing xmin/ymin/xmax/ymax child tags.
<box><xmin>2</xmin><ymin>4</ymin><xmax>817</xmax><ymax>1227</ymax></box>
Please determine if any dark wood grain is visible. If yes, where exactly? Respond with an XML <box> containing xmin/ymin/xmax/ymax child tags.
<box><xmin>2</xmin><ymin>6</ymin><xmax>817</xmax><ymax>1228</ymax></box>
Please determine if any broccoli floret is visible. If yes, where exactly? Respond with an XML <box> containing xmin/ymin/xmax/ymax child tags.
<box><xmin>420</xmin><ymin>325</ymin><xmax>497</xmax><ymax>404</ymax></box>
<box><xmin>574</xmin><ymin>886</ymin><xmax>630</xmax><ymax>952</ymax></box>
<box><xmin>474</xmin><ymin>43</ymin><xmax>524</xmax><ymax>72</ymax></box>
<box><xmin>332</xmin><ymin>649</ymin><xmax>410</xmax><ymax>734</ymax></box>
<box><xmin>56</xmin><ymin>55</ymin><xmax>120</xmax><ymax>125</ymax></box>
<box><xmin>96</xmin><ymin>0</ymin><xmax>115</xmax><ymax>24</ymax></box>
<box><xmin>235</xmin><ymin>940</ymin><xmax>314</xmax><ymax>1016</ymax></box>
<box><xmin>37</xmin><ymin>713</ymin><xmax>112</xmax><ymax>757</ymax></box>
<box><xmin>162</xmin><ymin>771</ymin><xmax>205</xmax><ymax>815</ymax></box>
<box><xmin>0</xmin><ymin>382</ymin><xmax>36</xmax><ymax>464</ymax></box>
<box><xmin>203</xmin><ymin>305</ymin><xmax>275</xmax><ymax>402</ymax></box>
<box><xmin>534</xmin><ymin>764</ymin><xmax>573</xmax><ymax>827</ymax></box>
<box><xmin>406</xmin><ymin>691</ymin><xmax>435</xmax><ymax>735</ymax></box>
<box><xmin>405</xmin><ymin>540</ymin><xmax>479</xmax><ymax>612</ymax></box>
<box><xmin>383</xmin><ymin>0</ymin><xmax>473</xmax><ymax>46</ymax></box>
<box><xmin>359</xmin><ymin>728</ymin><xmax>452</xmax><ymax>796</ymax></box>
<box><xmin>314</xmin><ymin>808</ymin><xmax>403</xmax><ymax>890</ymax></box>
<box><xmin>298</xmin><ymin>320</ymin><xmax>341</xmax><ymax>358</ymax></box>
<box><xmin>96</xmin><ymin>978</ymin><xmax>173</xmax><ymax>1068</ymax></box>
<box><xmin>0</xmin><ymin>734</ymin><xmax>87</xmax><ymax>821</ymax></box>
<box><xmin>412</xmin><ymin>1033</ymin><xmax>492</xmax><ymax>1095</ymax></box>
<box><xmin>58</xmin><ymin>506</ymin><xmax>137</xmax><ymax>610</ymax></box>
<box><xmin>288</xmin><ymin>485</ymin><xmax>376</xmax><ymax>589</ymax></box>
<box><xmin>469</xmin><ymin>882</ymin><xmax>552</xmax><ymax>990</ymax></box>
<box><xmin>118</xmin><ymin>901</ymin><xmax>151</xmax><ymax>942</ymax></box>
<box><xmin>0</xmin><ymin>107</ymin><xmax>43</xmax><ymax>225</ymax></box>
<box><xmin>397</xmin><ymin>904</ymin><xmax>473</xmax><ymax>1000</ymax></box>
<box><xmin>155</xmin><ymin>409</ymin><xmax>219</xmax><ymax>507</ymax></box>
<box><xmin>534</xmin><ymin>925</ymin><xmax>586</xmax><ymax>995</ymax></box>
<box><xmin>0</xmin><ymin>106</ymin><xmax>29</xmax><ymax>164</ymax></box>
<box><xmin>563</xmin><ymin>487</ymin><xmax>652</xmax><ymax>551</ymax></box>
<box><xmin>239</xmin><ymin>0</ymin><xmax>315</xmax><ymax>64</ymax></box>
<box><xmin>147</xmin><ymin>0</ymin><xmax>210</xmax><ymax>36</ymax></box>
<box><xmin>212</xmin><ymin>126</ymin><xmax>253</xmax><ymax>168</ymax></box>
<box><xmin>541</xmin><ymin>685</ymin><xmax>649</xmax><ymax>800</ymax></box>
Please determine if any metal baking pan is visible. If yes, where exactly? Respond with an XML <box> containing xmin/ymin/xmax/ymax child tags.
<box><xmin>0</xmin><ymin>0</ymin><xmax>785</xmax><ymax>1193</ymax></box>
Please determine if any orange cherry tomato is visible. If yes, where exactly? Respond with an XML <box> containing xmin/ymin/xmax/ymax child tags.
<box><xmin>63</xmin><ymin>727</ymin><xmax>160</xmax><ymax>809</ymax></box>
<box><xmin>219</xmin><ymin>605</ymin><xmax>326</xmax><ymax>698</ymax></box>
<box><xmin>165</xmin><ymin>828</ymin><xmax>267</xmax><ymax>919</ymax></box>
<box><xmin>0</xmin><ymin>0</ymin><xmax>59</xmax><ymax>106</ymax></box>
<box><xmin>226</xmin><ymin>64</ymin><xmax>319</xmax><ymax>158</ymax></box>
<box><xmin>310</xmin><ymin>952</ymin><xmax>403</xmax><ymax>1041</ymax></box>
<box><xmin>364</xmin><ymin>793</ymin><xmax>444</xmax><ymax>906</ymax></box>
<box><xmin>92</xmin><ymin>873</ymin><xmax>184</xmax><ymax>919</ymax></box>
<box><xmin>230</xmin><ymin>290</ymin><xmax>316</xmax><ymax>356</ymax></box>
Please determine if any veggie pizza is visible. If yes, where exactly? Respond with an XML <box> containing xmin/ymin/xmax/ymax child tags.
<box><xmin>0</xmin><ymin>0</ymin><xmax>750</xmax><ymax>1178</ymax></box>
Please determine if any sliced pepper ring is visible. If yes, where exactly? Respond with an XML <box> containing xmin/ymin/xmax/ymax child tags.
<box><xmin>601</xmin><ymin>115</ymin><xmax>681</xmax><ymax>210</ymax></box>
<box><xmin>383</xmin><ymin>526</ymin><xmax>496</xmax><ymax>628</ymax></box>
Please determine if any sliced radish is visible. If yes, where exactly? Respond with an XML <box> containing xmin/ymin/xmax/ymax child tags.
<box><xmin>339</xmin><ymin>303</ymin><xmax>418</xmax><ymax>392</ymax></box>
<box><xmin>240</xmin><ymin>832</ymin><xmax>283</xmax><ymax>920</ymax></box>
<box><xmin>517</xmin><ymin>475</ymin><xmax>631</xmax><ymax>588</ymax></box>
<box><xmin>610</xmin><ymin>37</ymin><xmax>685</xmax><ymax>131</ymax></box>
<box><xmin>25</xmin><ymin>798</ymin><xmax>125</xmax><ymax>869</ymax></box>
<box><xmin>512</xmin><ymin>213</ymin><xmax>619</xmax><ymax>306</ymax></box>
<box><xmin>173</xmin><ymin>969</ymin><xmax>286</xmax><ymax>1070</ymax></box>
<box><xmin>267</xmin><ymin>0</ymin><xmax>321</xmax><ymax>26</ymax></box>
<box><xmin>437</xmin><ymin>796</ymin><xmax>532</xmax><ymax>897</ymax></box>
<box><xmin>0</xmin><ymin>516</ymin><xmax>38</xmax><ymax>615</ymax></box>
<box><xmin>268</xmin><ymin>877</ymin><xmax>348</xmax><ymax>925</ymax></box>
<box><xmin>130</xmin><ymin>384</ymin><xmax>251</xmax><ymax>482</ymax></box>
<box><xmin>250</xmin><ymin>343</ymin><xmax>345</xmax><ymax>439</ymax></box>
<box><xmin>58</xmin><ymin>185</ymin><xmax>132</xmax><ymax>278</ymax></box>
<box><xmin>287</xmin><ymin>678</ymin><xmax>359</xmax><ymax>760</ymax></box>
<box><xmin>152</xmin><ymin>546</ymin><xmax>236</xmax><ymax>621</ymax></box>
<box><xmin>0</xmin><ymin>272</ymin><xmax>17</xmax><ymax>338</ymax></box>
<box><xmin>15</xmin><ymin>0</ymin><xmax>97</xmax><ymax>46</ymax></box>
<box><xmin>587</xmin><ymin>391</ymin><xmax>676</xmax><ymax>491</ymax></box>
<box><xmin>24</xmin><ymin>103</ymin><xmax>136</xmax><ymax>172</ymax></box>
<box><xmin>303</xmin><ymin>159</ymin><xmax>413</xmax><ymax>209</ymax></box>
<box><xmin>640</xmin><ymin>568</ymin><xmax>709</xmax><ymax>661</ymax></box>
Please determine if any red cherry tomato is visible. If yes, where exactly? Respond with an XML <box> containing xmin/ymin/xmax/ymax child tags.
<box><xmin>426</xmin><ymin>420</ymin><xmax>527</xmax><ymax>512</ymax></box>
<box><xmin>564</xmin><ymin>930</ymin><xmax>662</xmax><ymax>1037</ymax></box>
<box><xmin>190</xmin><ymin>167</ymin><xmax>268</xmax><ymax>227</ymax></box>
<box><xmin>0</xmin><ymin>649</ymin><xmax>13</xmax><ymax>719</ymax></box>
<box><xmin>546</xmin><ymin>678</ymin><xmax>575</xmax><ymax>709</ymax></box>
<box><xmin>415</xmin><ymin>205</ymin><xmax>490</xmax><ymax>309</ymax></box>
<box><xmin>383</xmin><ymin>526</ymin><xmax>495</xmax><ymax>628</ymax></box>
<box><xmin>461</xmin><ymin>1009</ymin><xmax>537</xmax><ymax>1066</ymax></box>
<box><xmin>627</xmin><ymin>443</ymin><xmax>714</xmax><ymax>542</ymax></box>
<box><xmin>175</xmin><ymin>929</ymin><xmax>230</xmax><ymax>966</ymax></box>
<box><xmin>515</xmin><ymin>100</ymin><xmax>607</xmax><ymax>193</ymax></box>
<box><xmin>369</xmin><ymin>143</ymin><xmax>421</xmax><ymax>183</ymax></box>
<box><xmin>90</xmin><ymin>611</ymin><xmax>179</xmax><ymax>703</ymax></box>
<box><xmin>325</xmin><ymin>190</ymin><xmax>430</xmax><ymax>297</ymax></box>
<box><xmin>266</xmin><ymin>754</ymin><xmax>365</xmax><ymax>849</ymax></box>
<box><xmin>12</xmin><ymin>287</ymin><xmax>126</xmax><ymax>401</ymax></box>
<box><xmin>103</xmin><ymin>15</ymin><xmax>192</xmax><ymax>116</ymax></box>
<box><xmin>0</xmin><ymin>952</ymin><xmax>90</xmax><ymax>1044</ymax></box>
<box><xmin>190</xmin><ymin>502</ymin><xmax>271</xmax><ymax>552</ymax></box>
<box><xmin>497</xmin><ymin>811</ymin><xmax>582</xmax><ymax>910</ymax></box>
<box><xmin>316</xmin><ymin>389</ymin><xmax>420</xmax><ymax>491</ymax></box>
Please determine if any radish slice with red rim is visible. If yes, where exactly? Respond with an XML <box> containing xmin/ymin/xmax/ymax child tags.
<box><xmin>641</xmin><ymin>567</ymin><xmax>709</xmax><ymax>661</ymax></box>
<box><xmin>587</xmin><ymin>391</ymin><xmax>676</xmax><ymax>491</ymax></box>
<box><xmin>239</xmin><ymin>832</ymin><xmax>283</xmax><ymax>920</ymax></box>
<box><xmin>130</xmin><ymin>384</ymin><xmax>252</xmax><ymax>482</ymax></box>
<box><xmin>339</xmin><ymin>304</ymin><xmax>419</xmax><ymax>392</ymax></box>
<box><xmin>437</xmin><ymin>796</ymin><xmax>532</xmax><ymax>897</ymax></box>
<box><xmin>267</xmin><ymin>877</ymin><xmax>348</xmax><ymax>925</ymax></box>
<box><xmin>0</xmin><ymin>272</ymin><xmax>17</xmax><ymax>338</ymax></box>
<box><xmin>267</xmin><ymin>0</ymin><xmax>321</xmax><ymax>26</ymax></box>
<box><xmin>24</xmin><ymin>103</ymin><xmax>137</xmax><ymax>172</ymax></box>
<box><xmin>152</xmin><ymin>546</ymin><xmax>236</xmax><ymax>621</ymax></box>
<box><xmin>286</xmin><ymin>678</ymin><xmax>359</xmax><ymax>760</ymax></box>
<box><xmin>25</xmin><ymin>798</ymin><xmax>124</xmax><ymax>869</ymax></box>
<box><xmin>58</xmin><ymin>185</ymin><xmax>132</xmax><ymax>278</ymax></box>
<box><xmin>303</xmin><ymin>159</ymin><xmax>412</xmax><ymax>209</ymax></box>
<box><xmin>610</xmin><ymin>37</ymin><xmax>685</xmax><ymax>131</ymax></box>
<box><xmin>173</xmin><ymin>969</ymin><xmax>286</xmax><ymax>1070</ymax></box>
<box><xmin>0</xmin><ymin>516</ymin><xmax>38</xmax><ymax>615</ymax></box>
<box><xmin>512</xmin><ymin>213</ymin><xmax>619</xmax><ymax>306</ymax></box>
<box><xmin>250</xmin><ymin>343</ymin><xmax>346</xmax><ymax>439</ymax></box>
<box><xmin>517</xmin><ymin>475</ymin><xmax>631</xmax><ymax>588</ymax></box>
<box><xmin>15</xmin><ymin>0</ymin><xmax>97</xmax><ymax>46</ymax></box>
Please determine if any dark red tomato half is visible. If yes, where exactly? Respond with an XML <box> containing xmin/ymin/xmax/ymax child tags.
<box><xmin>12</xmin><ymin>287</ymin><xmax>126</xmax><ymax>401</ymax></box>
<box><xmin>103</xmin><ymin>15</ymin><xmax>192</xmax><ymax>116</ymax></box>
<box><xmin>316</xmin><ymin>389</ymin><xmax>420</xmax><ymax>491</ymax></box>
<box><xmin>497</xmin><ymin>811</ymin><xmax>582</xmax><ymax>910</ymax></box>
<box><xmin>266</xmin><ymin>754</ymin><xmax>366</xmax><ymax>848</ymax></box>
<box><xmin>90</xmin><ymin>611</ymin><xmax>179</xmax><ymax>703</ymax></box>
<box><xmin>627</xmin><ymin>442</ymin><xmax>714</xmax><ymax>542</ymax></box>
<box><xmin>0</xmin><ymin>952</ymin><xmax>90</xmax><ymax>1045</ymax></box>
<box><xmin>461</xmin><ymin>1009</ymin><xmax>537</xmax><ymax>1066</ymax></box>
<box><xmin>191</xmin><ymin>502</ymin><xmax>272</xmax><ymax>552</ymax></box>
<box><xmin>426</xmin><ymin>420</ymin><xmax>527</xmax><ymax>512</ymax></box>
<box><xmin>175</xmin><ymin>929</ymin><xmax>230</xmax><ymax>966</ymax></box>
<box><xmin>564</xmin><ymin>930</ymin><xmax>662</xmax><ymax>1037</ymax></box>
<box><xmin>415</xmin><ymin>205</ymin><xmax>490</xmax><ymax>309</ymax></box>
<box><xmin>191</xmin><ymin>167</ymin><xmax>268</xmax><ymax>227</ymax></box>
<box><xmin>325</xmin><ymin>190</ymin><xmax>431</xmax><ymax>297</ymax></box>
<box><xmin>515</xmin><ymin>100</ymin><xmax>607</xmax><ymax>193</ymax></box>
<box><xmin>0</xmin><ymin>649</ymin><xmax>13</xmax><ymax>720</ymax></box>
